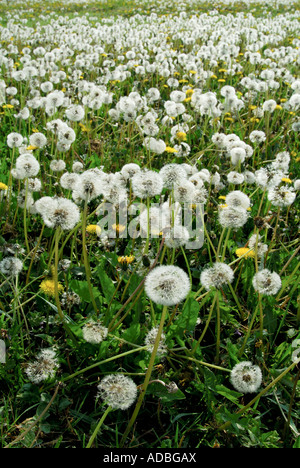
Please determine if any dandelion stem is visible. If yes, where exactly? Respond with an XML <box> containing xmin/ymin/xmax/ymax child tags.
<box><xmin>239</xmin><ymin>302</ymin><xmax>260</xmax><ymax>357</ymax></box>
<box><xmin>23</xmin><ymin>178</ymin><xmax>30</xmax><ymax>254</ymax></box>
<box><xmin>54</xmin><ymin>227</ymin><xmax>77</xmax><ymax>346</ymax></box>
<box><xmin>215</xmin><ymin>292</ymin><xmax>221</xmax><ymax>364</ymax></box>
<box><xmin>120</xmin><ymin>305</ymin><xmax>169</xmax><ymax>447</ymax></box>
<box><xmin>82</xmin><ymin>197</ymin><xmax>99</xmax><ymax>315</ymax></box>
<box><xmin>191</xmin><ymin>292</ymin><xmax>218</xmax><ymax>355</ymax></box>
<box><xmin>62</xmin><ymin>346</ymin><xmax>148</xmax><ymax>383</ymax></box>
<box><xmin>86</xmin><ymin>405</ymin><xmax>112</xmax><ymax>449</ymax></box>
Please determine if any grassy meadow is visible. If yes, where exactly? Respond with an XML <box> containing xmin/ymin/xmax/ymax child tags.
<box><xmin>0</xmin><ymin>0</ymin><xmax>299</xmax><ymax>449</ymax></box>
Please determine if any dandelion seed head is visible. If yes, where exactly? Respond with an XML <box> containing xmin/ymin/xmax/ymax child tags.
<box><xmin>252</xmin><ymin>269</ymin><xmax>281</xmax><ymax>295</ymax></box>
<box><xmin>82</xmin><ymin>321</ymin><xmax>108</xmax><ymax>344</ymax></box>
<box><xmin>0</xmin><ymin>257</ymin><xmax>23</xmax><ymax>276</ymax></box>
<box><xmin>145</xmin><ymin>265</ymin><xmax>190</xmax><ymax>306</ymax></box>
<box><xmin>144</xmin><ymin>327</ymin><xmax>167</xmax><ymax>356</ymax></box>
<box><xmin>230</xmin><ymin>361</ymin><xmax>262</xmax><ymax>394</ymax></box>
<box><xmin>200</xmin><ymin>262</ymin><xmax>234</xmax><ymax>291</ymax></box>
<box><xmin>97</xmin><ymin>374</ymin><xmax>137</xmax><ymax>410</ymax></box>
<box><xmin>25</xmin><ymin>348</ymin><xmax>59</xmax><ymax>384</ymax></box>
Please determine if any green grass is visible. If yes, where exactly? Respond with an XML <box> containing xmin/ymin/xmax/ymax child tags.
<box><xmin>0</xmin><ymin>0</ymin><xmax>299</xmax><ymax>449</ymax></box>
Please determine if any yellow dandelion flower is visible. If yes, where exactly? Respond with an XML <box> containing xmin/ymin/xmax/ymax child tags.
<box><xmin>211</xmin><ymin>74</ymin><xmax>217</xmax><ymax>79</ymax></box>
<box><xmin>218</xmin><ymin>195</ymin><xmax>226</xmax><ymax>200</ymax></box>
<box><xmin>176</xmin><ymin>131</ymin><xmax>187</xmax><ymax>141</ymax></box>
<box><xmin>165</xmin><ymin>146</ymin><xmax>178</xmax><ymax>154</ymax></box>
<box><xmin>185</xmin><ymin>89</ymin><xmax>194</xmax><ymax>96</ymax></box>
<box><xmin>218</xmin><ymin>79</ymin><xmax>226</xmax><ymax>83</ymax></box>
<box><xmin>218</xmin><ymin>68</ymin><xmax>227</xmax><ymax>73</ymax></box>
<box><xmin>112</xmin><ymin>223</ymin><xmax>126</xmax><ymax>234</ymax></box>
<box><xmin>281</xmin><ymin>177</ymin><xmax>292</xmax><ymax>184</ymax></box>
<box><xmin>235</xmin><ymin>248</ymin><xmax>255</xmax><ymax>259</ymax></box>
<box><xmin>79</xmin><ymin>123</ymin><xmax>89</xmax><ymax>132</ymax></box>
<box><xmin>275</xmin><ymin>105</ymin><xmax>282</xmax><ymax>110</ymax></box>
<box><xmin>118</xmin><ymin>255</ymin><xmax>135</xmax><ymax>265</ymax></box>
<box><xmin>26</xmin><ymin>145</ymin><xmax>38</xmax><ymax>151</ymax></box>
<box><xmin>183</xmin><ymin>97</ymin><xmax>192</xmax><ymax>103</ymax></box>
<box><xmin>2</xmin><ymin>104</ymin><xmax>14</xmax><ymax>109</ymax></box>
<box><xmin>39</xmin><ymin>279</ymin><xmax>64</xmax><ymax>297</ymax></box>
<box><xmin>0</xmin><ymin>182</ymin><xmax>8</xmax><ymax>190</ymax></box>
<box><xmin>86</xmin><ymin>224</ymin><xmax>101</xmax><ymax>235</ymax></box>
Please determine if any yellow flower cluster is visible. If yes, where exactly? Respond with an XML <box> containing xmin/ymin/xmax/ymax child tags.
<box><xmin>39</xmin><ymin>279</ymin><xmax>64</xmax><ymax>297</ymax></box>
<box><xmin>118</xmin><ymin>255</ymin><xmax>135</xmax><ymax>265</ymax></box>
<box><xmin>235</xmin><ymin>248</ymin><xmax>255</xmax><ymax>259</ymax></box>
<box><xmin>86</xmin><ymin>224</ymin><xmax>102</xmax><ymax>235</ymax></box>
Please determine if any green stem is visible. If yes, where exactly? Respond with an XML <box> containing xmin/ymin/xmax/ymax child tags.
<box><xmin>23</xmin><ymin>178</ymin><xmax>30</xmax><ymax>254</ymax></box>
<box><xmin>54</xmin><ymin>227</ymin><xmax>77</xmax><ymax>346</ymax></box>
<box><xmin>120</xmin><ymin>305</ymin><xmax>169</xmax><ymax>447</ymax></box>
<box><xmin>221</xmin><ymin>228</ymin><xmax>231</xmax><ymax>262</ymax></box>
<box><xmin>215</xmin><ymin>292</ymin><xmax>221</xmax><ymax>364</ymax></box>
<box><xmin>86</xmin><ymin>406</ymin><xmax>112</xmax><ymax>449</ymax></box>
<box><xmin>62</xmin><ymin>346</ymin><xmax>148</xmax><ymax>383</ymax></box>
<box><xmin>228</xmin><ymin>281</ymin><xmax>245</xmax><ymax>320</ymax></box>
<box><xmin>82</xmin><ymin>197</ymin><xmax>99</xmax><ymax>315</ymax></box>
<box><xmin>144</xmin><ymin>196</ymin><xmax>151</xmax><ymax>255</ymax></box>
<box><xmin>191</xmin><ymin>292</ymin><xmax>218</xmax><ymax>355</ymax></box>
<box><xmin>177</xmin><ymin>354</ymin><xmax>231</xmax><ymax>373</ymax></box>
<box><xmin>239</xmin><ymin>302</ymin><xmax>260</xmax><ymax>357</ymax></box>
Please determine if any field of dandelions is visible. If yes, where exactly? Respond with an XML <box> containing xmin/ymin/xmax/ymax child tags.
<box><xmin>0</xmin><ymin>0</ymin><xmax>299</xmax><ymax>449</ymax></box>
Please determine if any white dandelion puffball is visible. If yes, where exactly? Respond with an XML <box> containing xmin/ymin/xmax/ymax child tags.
<box><xmin>82</xmin><ymin>321</ymin><xmax>108</xmax><ymax>344</ymax></box>
<box><xmin>0</xmin><ymin>257</ymin><xmax>23</xmax><ymax>276</ymax></box>
<box><xmin>230</xmin><ymin>361</ymin><xmax>262</xmax><ymax>394</ymax></box>
<box><xmin>252</xmin><ymin>269</ymin><xmax>281</xmax><ymax>295</ymax></box>
<box><xmin>225</xmin><ymin>191</ymin><xmax>251</xmax><ymax>210</ymax></box>
<box><xmin>218</xmin><ymin>205</ymin><xmax>249</xmax><ymax>230</ymax></box>
<box><xmin>144</xmin><ymin>327</ymin><xmax>167</xmax><ymax>356</ymax></box>
<box><xmin>35</xmin><ymin>196</ymin><xmax>80</xmax><ymax>231</ymax></box>
<box><xmin>97</xmin><ymin>374</ymin><xmax>137</xmax><ymax>410</ymax></box>
<box><xmin>200</xmin><ymin>262</ymin><xmax>234</xmax><ymax>291</ymax></box>
<box><xmin>145</xmin><ymin>265</ymin><xmax>190</xmax><ymax>306</ymax></box>
<box><xmin>131</xmin><ymin>169</ymin><xmax>164</xmax><ymax>198</ymax></box>
<box><xmin>25</xmin><ymin>348</ymin><xmax>59</xmax><ymax>384</ymax></box>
